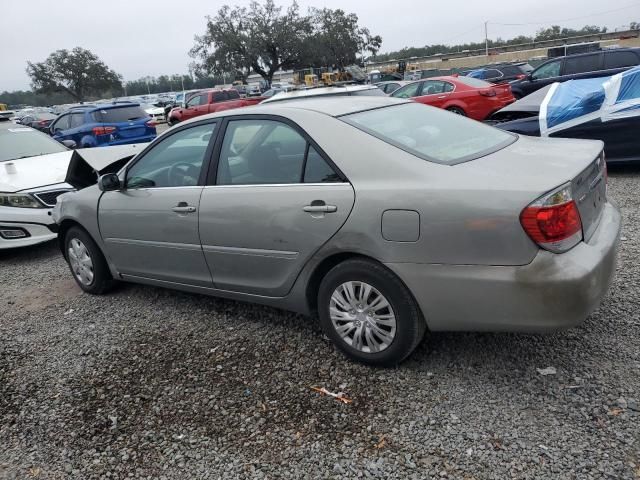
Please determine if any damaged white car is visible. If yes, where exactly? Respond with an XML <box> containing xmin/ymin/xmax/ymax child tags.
<box><xmin>0</xmin><ymin>120</ymin><xmax>145</xmax><ymax>249</ymax></box>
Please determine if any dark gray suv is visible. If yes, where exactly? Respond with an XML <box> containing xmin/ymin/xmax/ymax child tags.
<box><xmin>509</xmin><ymin>48</ymin><xmax>640</xmax><ymax>98</ymax></box>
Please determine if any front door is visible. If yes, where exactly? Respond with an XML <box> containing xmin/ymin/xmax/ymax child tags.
<box><xmin>99</xmin><ymin>122</ymin><xmax>217</xmax><ymax>286</ymax></box>
<box><xmin>181</xmin><ymin>94</ymin><xmax>205</xmax><ymax>121</ymax></box>
<box><xmin>199</xmin><ymin>117</ymin><xmax>355</xmax><ymax>297</ymax></box>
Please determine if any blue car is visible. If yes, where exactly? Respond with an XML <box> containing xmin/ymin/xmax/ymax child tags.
<box><xmin>49</xmin><ymin>103</ymin><xmax>156</xmax><ymax>148</ymax></box>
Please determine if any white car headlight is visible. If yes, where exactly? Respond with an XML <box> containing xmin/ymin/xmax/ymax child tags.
<box><xmin>0</xmin><ymin>193</ymin><xmax>44</xmax><ymax>208</ymax></box>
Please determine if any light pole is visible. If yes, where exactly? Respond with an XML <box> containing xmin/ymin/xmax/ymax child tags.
<box><xmin>484</xmin><ymin>21</ymin><xmax>489</xmax><ymax>58</ymax></box>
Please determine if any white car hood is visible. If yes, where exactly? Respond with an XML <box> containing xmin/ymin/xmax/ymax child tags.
<box><xmin>145</xmin><ymin>106</ymin><xmax>165</xmax><ymax>115</ymax></box>
<box><xmin>0</xmin><ymin>151</ymin><xmax>73</xmax><ymax>193</ymax></box>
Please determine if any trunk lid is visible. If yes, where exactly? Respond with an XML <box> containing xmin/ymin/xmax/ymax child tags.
<box><xmin>463</xmin><ymin>134</ymin><xmax>605</xmax><ymax>243</ymax></box>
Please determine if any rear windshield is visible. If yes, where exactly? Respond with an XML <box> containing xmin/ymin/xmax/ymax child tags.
<box><xmin>455</xmin><ymin>76</ymin><xmax>493</xmax><ymax>88</ymax></box>
<box><xmin>92</xmin><ymin>106</ymin><xmax>148</xmax><ymax>123</ymax></box>
<box><xmin>0</xmin><ymin>127</ymin><xmax>67</xmax><ymax>162</ymax></box>
<box><xmin>341</xmin><ymin>103</ymin><xmax>516</xmax><ymax>165</ymax></box>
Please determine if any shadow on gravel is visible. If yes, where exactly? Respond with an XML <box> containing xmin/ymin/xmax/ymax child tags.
<box><xmin>0</xmin><ymin>239</ymin><xmax>59</xmax><ymax>263</ymax></box>
<box><xmin>606</xmin><ymin>162</ymin><xmax>640</xmax><ymax>175</ymax></box>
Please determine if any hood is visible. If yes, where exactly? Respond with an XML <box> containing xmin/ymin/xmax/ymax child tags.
<box><xmin>145</xmin><ymin>106</ymin><xmax>164</xmax><ymax>115</ymax></box>
<box><xmin>65</xmin><ymin>143</ymin><xmax>149</xmax><ymax>189</ymax></box>
<box><xmin>496</xmin><ymin>85</ymin><xmax>551</xmax><ymax>114</ymax></box>
<box><xmin>0</xmin><ymin>150</ymin><xmax>73</xmax><ymax>193</ymax></box>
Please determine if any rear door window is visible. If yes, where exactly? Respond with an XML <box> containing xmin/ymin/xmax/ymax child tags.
<box><xmin>604</xmin><ymin>51</ymin><xmax>639</xmax><ymax>69</ymax></box>
<box><xmin>563</xmin><ymin>53</ymin><xmax>602</xmax><ymax>75</ymax></box>
<box><xmin>212</xmin><ymin>91</ymin><xmax>227</xmax><ymax>102</ymax></box>
<box><xmin>304</xmin><ymin>146</ymin><xmax>341</xmax><ymax>183</ymax></box>
<box><xmin>420</xmin><ymin>81</ymin><xmax>447</xmax><ymax>95</ymax></box>
<box><xmin>216</xmin><ymin>120</ymin><xmax>308</xmax><ymax>185</ymax></box>
<box><xmin>69</xmin><ymin>113</ymin><xmax>85</xmax><ymax>128</ymax></box>
<box><xmin>93</xmin><ymin>106</ymin><xmax>147</xmax><ymax>123</ymax></box>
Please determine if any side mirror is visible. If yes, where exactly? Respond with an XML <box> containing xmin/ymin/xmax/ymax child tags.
<box><xmin>98</xmin><ymin>173</ymin><xmax>121</xmax><ymax>192</ymax></box>
<box><xmin>62</xmin><ymin>139</ymin><xmax>77</xmax><ymax>149</ymax></box>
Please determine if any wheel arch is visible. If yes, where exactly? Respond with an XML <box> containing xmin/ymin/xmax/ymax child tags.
<box><xmin>304</xmin><ymin>252</ymin><xmax>428</xmax><ymax>330</ymax></box>
<box><xmin>57</xmin><ymin>219</ymin><xmax>97</xmax><ymax>259</ymax></box>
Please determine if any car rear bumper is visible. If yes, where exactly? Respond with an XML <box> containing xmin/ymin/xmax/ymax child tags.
<box><xmin>0</xmin><ymin>206</ymin><xmax>57</xmax><ymax>250</ymax></box>
<box><xmin>385</xmin><ymin>202</ymin><xmax>621</xmax><ymax>332</ymax></box>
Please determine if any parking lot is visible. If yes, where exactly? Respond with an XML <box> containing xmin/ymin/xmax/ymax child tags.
<box><xmin>0</xmin><ymin>165</ymin><xmax>637</xmax><ymax>479</ymax></box>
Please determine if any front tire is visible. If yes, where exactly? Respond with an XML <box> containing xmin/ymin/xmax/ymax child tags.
<box><xmin>318</xmin><ymin>259</ymin><xmax>426</xmax><ymax>366</ymax></box>
<box><xmin>65</xmin><ymin>227</ymin><xmax>115</xmax><ymax>294</ymax></box>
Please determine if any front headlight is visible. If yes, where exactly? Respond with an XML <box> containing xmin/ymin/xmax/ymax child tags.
<box><xmin>0</xmin><ymin>193</ymin><xmax>44</xmax><ymax>208</ymax></box>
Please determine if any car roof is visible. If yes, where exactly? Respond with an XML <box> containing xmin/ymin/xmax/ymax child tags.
<box><xmin>261</xmin><ymin>85</ymin><xmax>381</xmax><ymax>104</ymax></box>
<box><xmin>543</xmin><ymin>47</ymin><xmax>640</xmax><ymax>62</ymax></box>
<box><xmin>69</xmin><ymin>103</ymin><xmax>141</xmax><ymax>112</ymax></box>
<box><xmin>179</xmin><ymin>96</ymin><xmax>411</xmax><ymax>126</ymax></box>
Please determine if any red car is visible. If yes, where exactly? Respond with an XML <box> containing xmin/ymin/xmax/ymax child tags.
<box><xmin>390</xmin><ymin>76</ymin><xmax>515</xmax><ymax>120</ymax></box>
<box><xmin>167</xmin><ymin>88</ymin><xmax>264</xmax><ymax>125</ymax></box>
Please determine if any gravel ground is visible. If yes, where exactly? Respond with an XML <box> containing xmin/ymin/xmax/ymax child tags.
<box><xmin>1</xmin><ymin>166</ymin><xmax>639</xmax><ymax>480</ymax></box>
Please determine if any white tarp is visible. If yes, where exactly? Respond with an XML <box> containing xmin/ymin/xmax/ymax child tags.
<box><xmin>540</xmin><ymin>66</ymin><xmax>640</xmax><ymax>136</ymax></box>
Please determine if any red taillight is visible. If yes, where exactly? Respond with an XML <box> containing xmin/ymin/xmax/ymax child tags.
<box><xmin>146</xmin><ymin>120</ymin><xmax>157</xmax><ymax>127</ymax></box>
<box><xmin>520</xmin><ymin>183</ymin><xmax>583</xmax><ymax>253</ymax></box>
<box><xmin>38</xmin><ymin>120</ymin><xmax>47</xmax><ymax>126</ymax></box>
<box><xmin>92</xmin><ymin>126</ymin><xmax>116</xmax><ymax>135</ymax></box>
<box><xmin>516</xmin><ymin>74</ymin><xmax>526</xmax><ymax>80</ymax></box>
<box><xmin>479</xmin><ymin>89</ymin><xmax>496</xmax><ymax>97</ymax></box>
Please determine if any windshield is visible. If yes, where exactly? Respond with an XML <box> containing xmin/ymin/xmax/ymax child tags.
<box><xmin>0</xmin><ymin>127</ymin><xmax>68</xmax><ymax>162</ymax></box>
<box><xmin>341</xmin><ymin>103</ymin><xmax>516</xmax><ymax>165</ymax></box>
<box><xmin>351</xmin><ymin>88</ymin><xmax>385</xmax><ymax>97</ymax></box>
<box><xmin>455</xmin><ymin>76</ymin><xmax>493</xmax><ymax>88</ymax></box>
<box><xmin>92</xmin><ymin>106</ymin><xmax>148</xmax><ymax>123</ymax></box>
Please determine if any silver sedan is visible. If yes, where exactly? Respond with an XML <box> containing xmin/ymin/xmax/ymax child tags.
<box><xmin>53</xmin><ymin>97</ymin><xmax>621</xmax><ymax>365</ymax></box>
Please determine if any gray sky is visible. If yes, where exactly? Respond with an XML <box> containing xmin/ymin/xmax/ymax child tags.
<box><xmin>1</xmin><ymin>0</ymin><xmax>638</xmax><ymax>91</ymax></box>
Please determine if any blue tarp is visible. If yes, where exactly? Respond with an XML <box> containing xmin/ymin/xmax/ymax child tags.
<box><xmin>540</xmin><ymin>66</ymin><xmax>640</xmax><ymax>136</ymax></box>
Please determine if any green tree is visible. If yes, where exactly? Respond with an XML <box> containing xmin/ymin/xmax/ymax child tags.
<box><xmin>191</xmin><ymin>0</ymin><xmax>312</xmax><ymax>84</ymax></box>
<box><xmin>306</xmin><ymin>8</ymin><xmax>382</xmax><ymax>68</ymax></box>
<box><xmin>190</xmin><ymin>1</ymin><xmax>382</xmax><ymax>84</ymax></box>
<box><xmin>26</xmin><ymin>47</ymin><xmax>122</xmax><ymax>102</ymax></box>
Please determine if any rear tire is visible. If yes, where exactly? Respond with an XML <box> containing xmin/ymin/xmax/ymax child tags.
<box><xmin>65</xmin><ymin>227</ymin><xmax>116</xmax><ymax>295</ymax></box>
<box><xmin>446</xmin><ymin>106</ymin><xmax>466</xmax><ymax>116</ymax></box>
<box><xmin>317</xmin><ymin>258</ymin><xmax>426</xmax><ymax>366</ymax></box>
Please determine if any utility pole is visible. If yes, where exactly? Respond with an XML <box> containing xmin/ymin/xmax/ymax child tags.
<box><xmin>485</xmin><ymin>21</ymin><xmax>489</xmax><ymax>58</ymax></box>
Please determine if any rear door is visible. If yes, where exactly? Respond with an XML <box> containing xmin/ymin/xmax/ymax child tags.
<box><xmin>562</xmin><ymin>53</ymin><xmax>604</xmax><ymax>80</ymax></box>
<box><xmin>198</xmin><ymin>116</ymin><xmax>355</xmax><ymax>297</ymax></box>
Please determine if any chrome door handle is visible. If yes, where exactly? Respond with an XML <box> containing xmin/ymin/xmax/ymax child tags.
<box><xmin>172</xmin><ymin>205</ymin><xmax>196</xmax><ymax>213</ymax></box>
<box><xmin>304</xmin><ymin>205</ymin><xmax>337</xmax><ymax>213</ymax></box>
